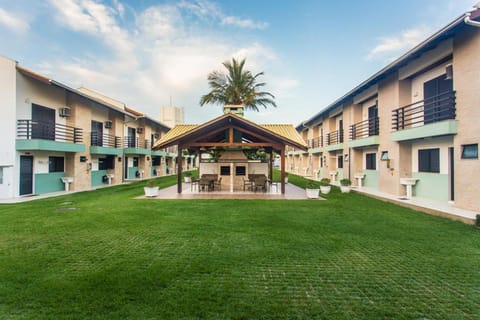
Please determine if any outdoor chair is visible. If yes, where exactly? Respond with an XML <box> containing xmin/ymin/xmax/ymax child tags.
<box><xmin>213</xmin><ymin>177</ymin><xmax>222</xmax><ymax>191</ymax></box>
<box><xmin>243</xmin><ymin>177</ymin><xmax>253</xmax><ymax>191</ymax></box>
<box><xmin>253</xmin><ymin>177</ymin><xmax>267</xmax><ymax>193</ymax></box>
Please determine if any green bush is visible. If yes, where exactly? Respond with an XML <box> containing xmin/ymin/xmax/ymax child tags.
<box><xmin>145</xmin><ymin>180</ymin><xmax>157</xmax><ymax>188</ymax></box>
<box><xmin>320</xmin><ymin>178</ymin><xmax>331</xmax><ymax>186</ymax></box>
<box><xmin>340</xmin><ymin>179</ymin><xmax>351</xmax><ymax>186</ymax></box>
<box><xmin>476</xmin><ymin>214</ymin><xmax>480</xmax><ymax>227</ymax></box>
<box><xmin>306</xmin><ymin>180</ymin><xmax>320</xmax><ymax>189</ymax></box>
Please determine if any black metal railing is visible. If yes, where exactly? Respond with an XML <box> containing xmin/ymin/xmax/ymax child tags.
<box><xmin>350</xmin><ymin>117</ymin><xmax>379</xmax><ymax>140</ymax></box>
<box><xmin>124</xmin><ymin>136</ymin><xmax>151</xmax><ymax>149</ymax></box>
<box><xmin>392</xmin><ymin>91</ymin><xmax>456</xmax><ymax>131</ymax></box>
<box><xmin>307</xmin><ymin>136</ymin><xmax>323</xmax><ymax>148</ymax></box>
<box><xmin>91</xmin><ymin>132</ymin><xmax>121</xmax><ymax>148</ymax></box>
<box><xmin>17</xmin><ymin>120</ymin><xmax>83</xmax><ymax>143</ymax></box>
<box><xmin>326</xmin><ymin>129</ymin><xmax>344</xmax><ymax>145</ymax></box>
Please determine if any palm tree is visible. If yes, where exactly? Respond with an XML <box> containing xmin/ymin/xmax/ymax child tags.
<box><xmin>199</xmin><ymin>58</ymin><xmax>277</xmax><ymax>112</ymax></box>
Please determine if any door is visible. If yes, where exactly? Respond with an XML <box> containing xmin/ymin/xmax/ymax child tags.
<box><xmin>338</xmin><ymin>119</ymin><xmax>344</xmax><ymax>143</ymax></box>
<box><xmin>32</xmin><ymin>104</ymin><xmax>55</xmax><ymax>140</ymax></box>
<box><xmin>127</xmin><ymin>127</ymin><xmax>136</xmax><ymax>148</ymax></box>
<box><xmin>368</xmin><ymin>104</ymin><xmax>378</xmax><ymax>136</ymax></box>
<box><xmin>124</xmin><ymin>156</ymin><xmax>128</xmax><ymax>179</ymax></box>
<box><xmin>19</xmin><ymin>156</ymin><xmax>33</xmax><ymax>195</ymax></box>
<box><xmin>423</xmin><ymin>75</ymin><xmax>453</xmax><ymax>124</ymax></box>
<box><xmin>91</xmin><ymin>120</ymin><xmax>103</xmax><ymax>146</ymax></box>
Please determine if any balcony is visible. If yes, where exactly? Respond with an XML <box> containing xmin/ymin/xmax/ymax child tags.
<box><xmin>326</xmin><ymin>129</ymin><xmax>344</xmax><ymax>151</ymax></box>
<box><xmin>16</xmin><ymin>119</ymin><xmax>85</xmax><ymax>152</ymax></box>
<box><xmin>349</xmin><ymin>117</ymin><xmax>380</xmax><ymax>148</ymax></box>
<box><xmin>123</xmin><ymin>136</ymin><xmax>152</xmax><ymax>155</ymax></box>
<box><xmin>307</xmin><ymin>136</ymin><xmax>323</xmax><ymax>153</ymax></box>
<box><xmin>391</xmin><ymin>91</ymin><xmax>457</xmax><ymax>141</ymax></box>
<box><xmin>90</xmin><ymin>132</ymin><xmax>123</xmax><ymax>155</ymax></box>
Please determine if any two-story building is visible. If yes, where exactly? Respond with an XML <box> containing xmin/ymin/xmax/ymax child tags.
<box><xmin>288</xmin><ymin>7</ymin><xmax>480</xmax><ymax>213</ymax></box>
<box><xmin>0</xmin><ymin>55</ymin><xmax>179</xmax><ymax>200</ymax></box>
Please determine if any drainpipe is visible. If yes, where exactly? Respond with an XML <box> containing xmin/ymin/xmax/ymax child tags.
<box><xmin>464</xmin><ymin>3</ymin><xmax>480</xmax><ymax>27</ymax></box>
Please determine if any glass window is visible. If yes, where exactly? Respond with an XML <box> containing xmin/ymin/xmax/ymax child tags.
<box><xmin>337</xmin><ymin>155</ymin><xmax>343</xmax><ymax>169</ymax></box>
<box><xmin>418</xmin><ymin>149</ymin><xmax>440</xmax><ymax>173</ymax></box>
<box><xmin>381</xmin><ymin>151</ymin><xmax>389</xmax><ymax>161</ymax></box>
<box><xmin>366</xmin><ymin>153</ymin><xmax>376</xmax><ymax>170</ymax></box>
<box><xmin>461</xmin><ymin>144</ymin><xmax>478</xmax><ymax>159</ymax></box>
<box><xmin>235</xmin><ymin>166</ymin><xmax>246</xmax><ymax>176</ymax></box>
<box><xmin>220</xmin><ymin>166</ymin><xmax>230</xmax><ymax>176</ymax></box>
<box><xmin>49</xmin><ymin>157</ymin><xmax>64</xmax><ymax>173</ymax></box>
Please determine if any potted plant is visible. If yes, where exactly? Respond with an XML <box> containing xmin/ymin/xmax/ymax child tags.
<box><xmin>144</xmin><ymin>180</ymin><xmax>159</xmax><ymax>197</ymax></box>
<box><xmin>340</xmin><ymin>178</ymin><xmax>352</xmax><ymax>193</ymax></box>
<box><xmin>319</xmin><ymin>178</ymin><xmax>331</xmax><ymax>194</ymax></box>
<box><xmin>305</xmin><ymin>180</ymin><xmax>320</xmax><ymax>199</ymax></box>
<box><xmin>184</xmin><ymin>171</ymin><xmax>193</xmax><ymax>183</ymax></box>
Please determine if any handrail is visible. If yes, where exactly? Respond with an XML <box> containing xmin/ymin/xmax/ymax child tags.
<box><xmin>124</xmin><ymin>136</ymin><xmax>151</xmax><ymax>149</ymax></box>
<box><xmin>392</xmin><ymin>91</ymin><xmax>456</xmax><ymax>130</ymax></box>
<box><xmin>91</xmin><ymin>132</ymin><xmax>122</xmax><ymax>148</ymax></box>
<box><xmin>326</xmin><ymin>129</ymin><xmax>344</xmax><ymax>145</ymax></box>
<box><xmin>17</xmin><ymin>119</ymin><xmax>83</xmax><ymax>143</ymax></box>
<box><xmin>350</xmin><ymin>117</ymin><xmax>379</xmax><ymax>140</ymax></box>
<box><xmin>307</xmin><ymin>136</ymin><xmax>323</xmax><ymax>148</ymax></box>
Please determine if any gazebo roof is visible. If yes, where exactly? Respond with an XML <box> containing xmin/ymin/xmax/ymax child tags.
<box><xmin>153</xmin><ymin>112</ymin><xmax>307</xmax><ymax>151</ymax></box>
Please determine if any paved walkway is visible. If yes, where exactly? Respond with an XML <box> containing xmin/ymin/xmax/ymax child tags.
<box><xmin>352</xmin><ymin>186</ymin><xmax>477</xmax><ymax>224</ymax></box>
<box><xmin>138</xmin><ymin>182</ymin><xmax>320</xmax><ymax>200</ymax></box>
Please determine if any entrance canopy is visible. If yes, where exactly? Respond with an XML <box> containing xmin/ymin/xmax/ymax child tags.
<box><xmin>152</xmin><ymin>112</ymin><xmax>307</xmax><ymax>194</ymax></box>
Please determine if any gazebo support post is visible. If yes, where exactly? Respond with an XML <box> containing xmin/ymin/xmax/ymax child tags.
<box><xmin>177</xmin><ymin>144</ymin><xmax>183</xmax><ymax>194</ymax></box>
<box><xmin>281</xmin><ymin>145</ymin><xmax>286</xmax><ymax>194</ymax></box>
<box><xmin>269</xmin><ymin>148</ymin><xmax>273</xmax><ymax>182</ymax></box>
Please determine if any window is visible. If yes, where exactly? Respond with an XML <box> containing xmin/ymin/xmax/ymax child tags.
<box><xmin>133</xmin><ymin>157</ymin><xmax>139</xmax><ymax>167</ymax></box>
<box><xmin>418</xmin><ymin>149</ymin><xmax>440</xmax><ymax>173</ymax></box>
<box><xmin>99</xmin><ymin>156</ymin><xmax>115</xmax><ymax>170</ymax></box>
<box><xmin>152</xmin><ymin>156</ymin><xmax>161</xmax><ymax>166</ymax></box>
<box><xmin>381</xmin><ymin>151</ymin><xmax>389</xmax><ymax>161</ymax></box>
<box><xmin>337</xmin><ymin>155</ymin><xmax>343</xmax><ymax>169</ymax></box>
<box><xmin>235</xmin><ymin>166</ymin><xmax>246</xmax><ymax>176</ymax></box>
<box><xmin>49</xmin><ymin>157</ymin><xmax>64</xmax><ymax>173</ymax></box>
<box><xmin>461</xmin><ymin>144</ymin><xmax>478</xmax><ymax>159</ymax></box>
<box><xmin>220</xmin><ymin>166</ymin><xmax>231</xmax><ymax>176</ymax></box>
<box><xmin>366</xmin><ymin>153</ymin><xmax>376</xmax><ymax>170</ymax></box>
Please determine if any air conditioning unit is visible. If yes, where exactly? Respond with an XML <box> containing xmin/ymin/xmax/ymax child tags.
<box><xmin>137</xmin><ymin>127</ymin><xmax>144</xmax><ymax>134</ymax></box>
<box><xmin>59</xmin><ymin>106</ymin><xmax>71</xmax><ymax>117</ymax></box>
<box><xmin>104</xmin><ymin>120</ymin><xmax>113</xmax><ymax>129</ymax></box>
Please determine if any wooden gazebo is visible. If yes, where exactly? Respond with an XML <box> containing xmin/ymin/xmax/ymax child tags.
<box><xmin>152</xmin><ymin>112</ymin><xmax>307</xmax><ymax>194</ymax></box>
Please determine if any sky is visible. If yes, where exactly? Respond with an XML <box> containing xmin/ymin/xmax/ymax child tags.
<box><xmin>0</xmin><ymin>0</ymin><xmax>476</xmax><ymax>126</ymax></box>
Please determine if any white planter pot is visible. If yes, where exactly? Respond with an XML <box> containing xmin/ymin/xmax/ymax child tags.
<box><xmin>340</xmin><ymin>186</ymin><xmax>351</xmax><ymax>193</ymax></box>
<box><xmin>320</xmin><ymin>186</ymin><xmax>331</xmax><ymax>194</ymax></box>
<box><xmin>184</xmin><ymin>177</ymin><xmax>192</xmax><ymax>183</ymax></box>
<box><xmin>306</xmin><ymin>188</ymin><xmax>320</xmax><ymax>199</ymax></box>
<box><xmin>144</xmin><ymin>186</ymin><xmax>159</xmax><ymax>197</ymax></box>
<box><xmin>285</xmin><ymin>177</ymin><xmax>289</xmax><ymax>184</ymax></box>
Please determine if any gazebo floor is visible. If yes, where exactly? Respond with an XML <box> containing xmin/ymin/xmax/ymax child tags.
<box><xmin>138</xmin><ymin>183</ymin><xmax>323</xmax><ymax>200</ymax></box>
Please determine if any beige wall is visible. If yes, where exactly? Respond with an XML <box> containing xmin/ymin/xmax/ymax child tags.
<box><xmin>452</xmin><ymin>27</ymin><xmax>480</xmax><ymax>211</ymax></box>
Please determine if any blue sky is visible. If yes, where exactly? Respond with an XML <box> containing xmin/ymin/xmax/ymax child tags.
<box><xmin>0</xmin><ymin>0</ymin><xmax>475</xmax><ymax>125</ymax></box>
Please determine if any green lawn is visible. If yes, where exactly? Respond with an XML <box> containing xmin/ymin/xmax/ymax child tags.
<box><xmin>0</xmin><ymin>175</ymin><xmax>479</xmax><ymax>319</ymax></box>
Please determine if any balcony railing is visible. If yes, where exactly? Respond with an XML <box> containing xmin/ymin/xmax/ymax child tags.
<box><xmin>350</xmin><ymin>117</ymin><xmax>379</xmax><ymax>140</ymax></box>
<box><xmin>91</xmin><ymin>132</ymin><xmax>122</xmax><ymax>148</ymax></box>
<box><xmin>17</xmin><ymin>120</ymin><xmax>83</xmax><ymax>143</ymax></box>
<box><xmin>124</xmin><ymin>136</ymin><xmax>151</xmax><ymax>149</ymax></box>
<box><xmin>307</xmin><ymin>136</ymin><xmax>323</xmax><ymax>148</ymax></box>
<box><xmin>326</xmin><ymin>129</ymin><xmax>344</xmax><ymax>145</ymax></box>
<box><xmin>392</xmin><ymin>91</ymin><xmax>456</xmax><ymax>131</ymax></box>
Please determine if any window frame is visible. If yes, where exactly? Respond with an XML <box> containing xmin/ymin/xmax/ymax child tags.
<box><xmin>366</xmin><ymin>153</ymin><xmax>377</xmax><ymax>170</ymax></box>
<box><xmin>418</xmin><ymin>148</ymin><xmax>440</xmax><ymax>173</ymax></box>
<box><xmin>461</xmin><ymin>144</ymin><xmax>478</xmax><ymax>159</ymax></box>
<box><xmin>48</xmin><ymin>156</ymin><xmax>65</xmax><ymax>173</ymax></box>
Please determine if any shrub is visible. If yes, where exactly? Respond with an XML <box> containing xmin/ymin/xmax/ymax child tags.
<box><xmin>319</xmin><ymin>178</ymin><xmax>331</xmax><ymax>186</ymax></box>
<box><xmin>146</xmin><ymin>180</ymin><xmax>157</xmax><ymax>188</ymax></box>
<box><xmin>306</xmin><ymin>181</ymin><xmax>320</xmax><ymax>189</ymax></box>
<box><xmin>184</xmin><ymin>171</ymin><xmax>193</xmax><ymax>177</ymax></box>
<box><xmin>476</xmin><ymin>214</ymin><xmax>480</xmax><ymax>227</ymax></box>
<box><xmin>340</xmin><ymin>179</ymin><xmax>351</xmax><ymax>186</ymax></box>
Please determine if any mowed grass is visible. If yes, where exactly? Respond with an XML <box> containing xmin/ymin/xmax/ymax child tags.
<box><xmin>0</xmin><ymin>175</ymin><xmax>479</xmax><ymax>319</ymax></box>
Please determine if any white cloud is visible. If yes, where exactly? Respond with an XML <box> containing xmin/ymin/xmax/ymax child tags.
<box><xmin>0</xmin><ymin>7</ymin><xmax>29</xmax><ymax>33</ymax></box>
<box><xmin>366</xmin><ymin>25</ymin><xmax>432</xmax><ymax>61</ymax></box>
<box><xmin>221</xmin><ymin>16</ymin><xmax>268</xmax><ymax>30</ymax></box>
<box><xmin>42</xmin><ymin>0</ymin><xmax>279</xmax><ymax>124</ymax></box>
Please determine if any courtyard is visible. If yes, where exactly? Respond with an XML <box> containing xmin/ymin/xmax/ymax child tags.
<box><xmin>0</xmin><ymin>175</ymin><xmax>478</xmax><ymax>319</ymax></box>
